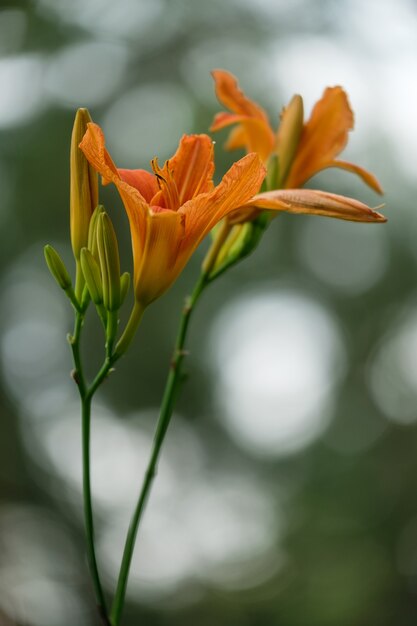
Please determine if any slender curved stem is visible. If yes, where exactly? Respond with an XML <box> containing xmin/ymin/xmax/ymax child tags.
<box><xmin>110</xmin><ymin>272</ymin><xmax>209</xmax><ymax>625</ymax></box>
<box><xmin>70</xmin><ymin>312</ymin><xmax>111</xmax><ymax>625</ymax></box>
<box><xmin>81</xmin><ymin>394</ymin><xmax>111</xmax><ymax>626</ymax></box>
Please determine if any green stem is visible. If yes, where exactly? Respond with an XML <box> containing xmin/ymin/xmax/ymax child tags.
<box><xmin>75</xmin><ymin>259</ymin><xmax>85</xmax><ymax>304</ymax></box>
<box><xmin>106</xmin><ymin>310</ymin><xmax>119</xmax><ymax>358</ymax></box>
<box><xmin>81</xmin><ymin>394</ymin><xmax>111</xmax><ymax>626</ymax></box>
<box><xmin>70</xmin><ymin>312</ymin><xmax>111</xmax><ymax>626</ymax></box>
<box><xmin>110</xmin><ymin>272</ymin><xmax>209</xmax><ymax>625</ymax></box>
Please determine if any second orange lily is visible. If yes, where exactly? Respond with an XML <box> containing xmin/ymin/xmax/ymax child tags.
<box><xmin>211</xmin><ymin>69</ymin><xmax>383</xmax><ymax>193</ymax></box>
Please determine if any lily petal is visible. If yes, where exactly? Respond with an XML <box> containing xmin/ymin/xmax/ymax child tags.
<box><xmin>224</xmin><ymin>125</ymin><xmax>247</xmax><ymax>151</ymax></box>
<box><xmin>235</xmin><ymin>188</ymin><xmax>386</xmax><ymax>223</ymax></box>
<box><xmin>118</xmin><ymin>169</ymin><xmax>159</xmax><ymax>202</ymax></box>
<box><xmin>79</xmin><ymin>122</ymin><xmax>120</xmax><ymax>186</ymax></box>
<box><xmin>211</xmin><ymin>70</ymin><xmax>275</xmax><ymax>162</ymax></box>
<box><xmin>211</xmin><ymin>69</ymin><xmax>270</xmax><ymax>121</ymax></box>
<box><xmin>135</xmin><ymin>209</ymin><xmax>185</xmax><ymax>305</ymax></box>
<box><xmin>79</xmin><ymin>122</ymin><xmax>150</xmax><ymax>260</ymax></box>
<box><xmin>162</xmin><ymin>134</ymin><xmax>215</xmax><ymax>204</ymax></box>
<box><xmin>211</xmin><ymin>113</ymin><xmax>276</xmax><ymax>162</ymax></box>
<box><xmin>327</xmin><ymin>159</ymin><xmax>383</xmax><ymax>194</ymax></box>
<box><xmin>285</xmin><ymin>86</ymin><xmax>355</xmax><ymax>187</ymax></box>
<box><xmin>180</xmin><ymin>152</ymin><xmax>266</xmax><ymax>248</ymax></box>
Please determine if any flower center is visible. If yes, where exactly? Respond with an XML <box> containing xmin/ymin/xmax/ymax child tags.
<box><xmin>151</xmin><ymin>157</ymin><xmax>180</xmax><ymax>211</ymax></box>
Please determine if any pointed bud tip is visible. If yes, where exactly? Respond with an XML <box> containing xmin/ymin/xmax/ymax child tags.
<box><xmin>70</xmin><ymin>106</ymin><xmax>99</xmax><ymax>260</ymax></box>
<box><xmin>74</xmin><ymin>107</ymin><xmax>93</xmax><ymax>124</ymax></box>
<box><xmin>120</xmin><ymin>272</ymin><xmax>131</xmax><ymax>305</ymax></box>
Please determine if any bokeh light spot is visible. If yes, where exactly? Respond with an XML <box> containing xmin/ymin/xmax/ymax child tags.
<box><xmin>45</xmin><ymin>41</ymin><xmax>128</xmax><ymax>108</ymax></box>
<box><xmin>210</xmin><ymin>289</ymin><xmax>346</xmax><ymax>456</ymax></box>
<box><xmin>0</xmin><ymin>54</ymin><xmax>45</xmax><ymax>128</ymax></box>
<box><xmin>103</xmin><ymin>84</ymin><xmax>194</xmax><ymax>164</ymax></box>
<box><xmin>369</xmin><ymin>305</ymin><xmax>417</xmax><ymax>424</ymax></box>
<box><xmin>35</xmin><ymin>0</ymin><xmax>162</xmax><ymax>39</ymax></box>
<box><xmin>297</xmin><ymin>218</ymin><xmax>389</xmax><ymax>295</ymax></box>
<box><xmin>0</xmin><ymin>506</ymin><xmax>85</xmax><ymax>626</ymax></box>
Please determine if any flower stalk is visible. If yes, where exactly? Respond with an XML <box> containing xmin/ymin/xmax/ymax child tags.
<box><xmin>68</xmin><ymin>312</ymin><xmax>111</xmax><ymax>625</ymax></box>
<box><xmin>110</xmin><ymin>270</ymin><xmax>209</xmax><ymax>625</ymax></box>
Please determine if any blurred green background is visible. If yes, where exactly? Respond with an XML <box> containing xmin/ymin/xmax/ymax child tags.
<box><xmin>1</xmin><ymin>0</ymin><xmax>417</xmax><ymax>624</ymax></box>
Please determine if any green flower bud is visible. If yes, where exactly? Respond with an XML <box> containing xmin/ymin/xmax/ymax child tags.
<box><xmin>120</xmin><ymin>272</ymin><xmax>130</xmax><ymax>305</ymax></box>
<box><xmin>80</xmin><ymin>248</ymin><xmax>103</xmax><ymax>305</ymax></box>
<box><xmin>44</xmin><ymin>244</ymin><xmax>72</xmax><ymax>291</ymax></box>
<box><xmin>208</xmin><ymin>213</ymin><xmax>269</xmax><ymax>281</ymax></box>
<box><xmin>97</xmin><ymin>213</ymin><xmax>121</xmax><ymax>312</ymax></box>
<box><xmin>88</xmin><ymin>204</ymin><xmax>105</xmax><ymax>259</ymax></box>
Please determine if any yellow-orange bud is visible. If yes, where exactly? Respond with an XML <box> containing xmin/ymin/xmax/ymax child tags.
<box><xmin>275</xmin><ymin>94</ymin><xmax>304</xmax><ymax>187</ymax></box>
<box><xmin>70</xmin><ymin>108</ymin><xmax>99</xmax><ymax>260</ymax></box>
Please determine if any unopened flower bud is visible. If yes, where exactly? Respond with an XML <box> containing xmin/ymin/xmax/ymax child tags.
<box><xmin>97</xmin><ymin>213</ymin><xmax>121</xmax><ymax>311</ymax></box>
<box><xmin>80</xmin><ymin>248</ymin><xmax>103</xmax><ymax>305</ymax></box>
<box><xmin>70</xmin><ymin>108</ymin><xmax>98</xmax><ymax>260</ymax></box>
<box><xmin>87</xmin><ymin>204</ymin><xmax>105</xmax><ymax>259</ymax></box>
<box><xmin>120</xmin><ymin>272</ymin><xmax>130</xmax><ymax>305</ymax></box>
<box><xmin>275</xmin><ymin>94</ymin><xmax>303</xmax><ymax>187</ymax></box>
<box><xmin>44</xmin><ymin>244</ymin><xmax>72</xmax><ymax>291</ymax></box>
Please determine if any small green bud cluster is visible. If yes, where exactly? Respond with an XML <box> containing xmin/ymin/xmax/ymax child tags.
<box><xmin>206</xmin><ymin>213</ymin><xmax>270</xmax><ymax>282</ymax></box>
<box><xmin>81</xmin><ymin>207</ymin><xmax>130</xmax><ymax>350</ymax></box>
<box><xmin>45</xmin><ymin>205</ymin><xmax>130</xmax><ymax>353</ymax></box>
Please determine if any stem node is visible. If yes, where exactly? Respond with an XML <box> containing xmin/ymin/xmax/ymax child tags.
<box><xmin>71</xmin><ymin>368</ymin><xmax>81</xmax><ymax>385</ymax></box>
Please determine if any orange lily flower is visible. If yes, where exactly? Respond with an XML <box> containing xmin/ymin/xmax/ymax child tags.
<box><xmin>211</xmin><ymin>69</ymin><xmax>383</xmax><ymax>194</ymax></box>
<box><xmin>79</xmin><ymin>124</ymin><xmax>266</xmax><ymax>307</ymax></box>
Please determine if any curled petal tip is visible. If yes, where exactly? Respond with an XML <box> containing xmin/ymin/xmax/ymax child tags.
<box><xmin>371</xmin><ymin>204</ymin><xmax>387</xmax><ymax>222</ymax></box>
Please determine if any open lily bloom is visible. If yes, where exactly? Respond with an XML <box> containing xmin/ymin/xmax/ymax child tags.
<box><xmin>79</xmin><ymin>125</ymin><xmax>266</xmax><ymax>306</ymax></box>
<box><xmin>211</xmin><ymin>69</ymin><xmax>383</xmax><ymax>193</ymax></box>
<box><xmin>210</xmin><ymin>69</ymin><xmax>385</xmax><ymax>227</ymax></box>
